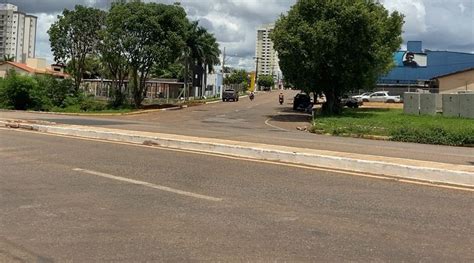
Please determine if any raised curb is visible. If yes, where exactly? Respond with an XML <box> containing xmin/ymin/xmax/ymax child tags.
<box><xmin>16</xmin><ymin>108</ymin><xmax>173</xmax><ymax>116</ymax></box>
<box><xmin>1</xmin><ymin>119</ymin><xmax>473</xmax><ymax>188</ymax></box>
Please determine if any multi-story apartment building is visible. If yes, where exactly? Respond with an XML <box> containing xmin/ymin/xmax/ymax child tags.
<box><xmin>0</xmin><ymin>3</ymin><xmax>37</xmax><ymax>63</ymax></box>
<box><xmin>255</xmin><ymin>23</ymin><xmax>281</xmax><ymax>83</ymax></box>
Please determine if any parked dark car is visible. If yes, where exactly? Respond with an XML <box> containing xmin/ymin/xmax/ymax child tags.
<box><xmin>293</xmin><ymin>93</ymin><xmax>311</xmax><ymax>110</ymax></box>
<box><xmin>341</xmin><ymin>97</ymin><xmax>363</xmax><ymax>108</ymax></box>
<box><xmin>222</xmin><ymin>89</ymin><xmax>239</xmax><ymax>102</ymax></box>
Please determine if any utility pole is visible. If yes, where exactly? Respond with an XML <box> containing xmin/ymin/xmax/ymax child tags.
<box><xmin>254</xmin><ymin>56</ymin><xmax>260</xmax><ymax>91</ymax></box>
<box><xmin>222</xmin><ymin>47</ymin><xmax>226</xmax><ymax>73</ymax></box>
<box><xmin>183</xmin><ymin>50</ymin><xmax>188</xmax><ymax>102</ymax></box>
<box><xmin>220</xmin><ymin>47</ymin><xmax>226</xmax><ymax>98</ymax></box>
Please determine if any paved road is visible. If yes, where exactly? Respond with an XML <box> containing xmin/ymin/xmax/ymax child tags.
<box><xmin>1</xmin><ymin>129</ymin><xmax>473</xmax><ymax>261</ymax></box>
<box><xmin>1</xmin><ymin>90</ymin><xmax>473</xmax><ymax>165</ymax></box>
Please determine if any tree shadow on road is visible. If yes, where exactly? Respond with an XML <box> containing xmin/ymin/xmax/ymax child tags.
<box><xmin>275</xmin><ymin>106</ymin><xmax>319</xmax><ymax>113</ymax></box>
<box><xmin>266</xmin><ymin>113</ymin><xmax>312</xmax><ymax>123</ymax></box>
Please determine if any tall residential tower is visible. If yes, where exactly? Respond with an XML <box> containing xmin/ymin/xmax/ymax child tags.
<box><xmin>255</xmin><ymin>23</ymin><xmax>281</xmax><ymax>83</ymax></box>
<box><xmin>0</xmin><ymin>3</ymin><xmax>37</xmax><ymax>63</ymax></box>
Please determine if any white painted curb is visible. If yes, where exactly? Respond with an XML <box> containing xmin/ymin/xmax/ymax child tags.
<box><xmin>2</xmin><ymin>120</ymin><xmax>473</xmax><ymax>188</ymax></box>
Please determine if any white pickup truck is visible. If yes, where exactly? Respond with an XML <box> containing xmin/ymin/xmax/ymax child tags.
<box><xmin>359</xmin><ymin>91</ymin><xmax>401</xmax><ymax>103</ymax></box>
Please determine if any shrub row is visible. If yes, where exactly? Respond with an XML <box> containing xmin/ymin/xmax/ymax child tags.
<box><xmin>390</xmin><ymin>126</ymin><xmax>474</xmax><ymax>146</ymax></box>
<box><xmin>0</xmin><ymin>73</ymin><xmax>110</xmax><ymax>112</ymax></box>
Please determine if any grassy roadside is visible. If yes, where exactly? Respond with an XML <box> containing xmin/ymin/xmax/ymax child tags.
<box><xmin>310</xmin><ymin>108</ymin><xmax>474</xmax><ymax>146</ymax></box>
<box><xmin>20</xmin><ymin>97</ymin><xmax>222</xmax><ymax>115</ymax></box>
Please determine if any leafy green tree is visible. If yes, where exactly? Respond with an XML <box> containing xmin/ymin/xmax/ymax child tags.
<box><xmin>222</xmin><ymin>66</ymin><xmax>233</xmax><ymax>73</ymax></box>
<box><xmin>257</xmin><ymin>75</ymin><xmax>274</xmax><ymax>89</ymax></box>
<box><xmin>106</xmin><ymin>1</ymin><xmax>188</xmax><ymax>107</ymax></box>
<box><xmin>99</xmin><ymin>2</ymin><xmax>131</xmax><ymax>107</ymax></box>
<box><xmin>272</xmin><ymin>0</ymin><xmax>403</xmax><ymax>114</ymax></box>
<box><xmin>151</xmin><ymin>62</ymin><xmax>184</xmax><ymax>80</ymax></box>
<box><xmin>224</xmin><ymin>69</ymin><xmax>250</xmax><ymax>87</ymax></box>
<box><xmin>48</xmin><ymin>5</ymin><xmax>106</xmax><ymax>92</ymax></box>
<box><xmin>66</xmin><ymin>56</ymin><xmax>103</xmax><ymax>79</ymax></box>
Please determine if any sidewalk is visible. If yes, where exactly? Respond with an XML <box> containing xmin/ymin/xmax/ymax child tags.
<box><xmin>2</xmin><ymin>118</ymin><xmax>473</xmax><ymax>188</ymax></box>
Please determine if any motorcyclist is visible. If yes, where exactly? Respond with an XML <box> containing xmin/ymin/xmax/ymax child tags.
<box><xmin>279</xmin><ymin>93</ymin><xmax>284</xmax><ymax>105</ymax></box>
<box><xmin>249</xmin><ymin>91</ymin><xmax>255</xmax><ymax>101</ymax></box>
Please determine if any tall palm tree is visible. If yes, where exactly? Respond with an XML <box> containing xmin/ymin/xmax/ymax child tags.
<box><xmin>183</xmin><ymin>21</ymin><xmax>220</xmax><ymax>98</ymax></box>
<box><xmin>201</xmin><ymin>32</ymin><xmax>220</xmax><ymax>95</ymax></box>
<box><xmin>185</xmin><ymin>21</ymin><xmax>220</xmax><ymax>98</ymax></box>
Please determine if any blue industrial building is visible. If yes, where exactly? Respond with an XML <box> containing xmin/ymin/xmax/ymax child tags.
<box><xmin>377</xmin><ymin>41</ymin><xmax>474</xmax><ymax>94</ymax></box>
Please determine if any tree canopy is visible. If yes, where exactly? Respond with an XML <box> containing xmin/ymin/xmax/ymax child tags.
<box><xmin>48</xmin><ymin>2</ymin><xmax>220</xmax><ymax>107</ymax></box>
<box><xmin>48</xmin><ymin>5</ymin><xmax>106</xmax><ymax>92</ymax></box>
<box><xmin>257</xmin><ymin>75</ymin><xmax>274</xmax><ymax>89</ymax></box>
<box><xmin>106</xmin><ymin>1</ymin><xmax>188</xmax><ymax>107</ymax></box>
<box><xmin>271</xmin><ymin>0</ymin><xmax>404</xmax><ymax>114</ymax></box>
<box><xmin>224</xmin><ymin>69</ymin><xmax>250</xmax><ymax>86</ymax></box>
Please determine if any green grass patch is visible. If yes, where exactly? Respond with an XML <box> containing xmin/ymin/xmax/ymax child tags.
<box><xmin>310</xmin><ymin>108</ymin><xmax>474</xmax><ymax>146</ymax></box>
<box><xmin>49</xmin><ymin>105</ymin><xmax>135</xmax><ymax>114</ymax></box>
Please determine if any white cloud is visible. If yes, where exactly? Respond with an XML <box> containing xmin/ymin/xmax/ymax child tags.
<box><xmin>32</xmin><ymin>12</ymin><xmax>59</xmax><ymax>64</ymax></box>
<box><xmin>382</xmin><ymin>0</ymin><xmax>427</xmax><ymax>33</ymax></box>
<box><xmin>459</xmin><ymin>3</ymin><xmax>466</xmax><ymax>13</ymax></box>
<box><xmin>10</xmin><ymin>0</ymin><xmax>474</xmax><ymax>68</ymax></box>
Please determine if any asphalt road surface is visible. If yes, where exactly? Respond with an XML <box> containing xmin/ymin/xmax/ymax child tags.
<box><xmin>1</xmin><ymin>128</ymin><xmax>473</xmax><ymax>261</ymax></box>
<box><xmin>0</xmin><ymin>90</ymin><xmax>472</xmax><ymax>165</ymax></box>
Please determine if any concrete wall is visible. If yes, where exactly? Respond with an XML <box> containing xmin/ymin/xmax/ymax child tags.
<box><xmin>405</xmin><ymin>92</ymin><xmax>474</xmax><ymax>118</ymax></box>
<box><xmin>459</xmin><ymin>94</ymin><xmax>474</xmax><ymax>119</ymax></box>
<box><xmin>442</xmin><ymin>94</ymin><xmax>460</xmax><ymax>117</ymax></box>
<box><xmin>26</xmin><ymin>58</ymin><xmax>46</xmax><ymax>70</ymax></box>
<box><xmin>403</xmin><ymin>92</ymin><xmax>420</xmax><ymax>115</ymax></box>
<box><xmin>419</xmin><ymin>93</ymin><xmax>438</xmax><ymax>115</ymax></box>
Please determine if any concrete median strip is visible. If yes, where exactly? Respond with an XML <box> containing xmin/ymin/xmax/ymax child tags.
<box><xmin>1</xmin><ymin>118</ymin><xmax>474</xmax><ymax>188</ymax></box>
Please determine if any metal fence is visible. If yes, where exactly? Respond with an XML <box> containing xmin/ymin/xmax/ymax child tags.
<box><xmin>81</xmin><ymin>79</ymin><xmax>186</xmax><ymax>103</ymax></box>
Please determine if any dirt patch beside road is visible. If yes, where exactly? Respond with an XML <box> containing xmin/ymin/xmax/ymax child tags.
<box><xmin>362</xmin><ymin>102</ymin><xmax>403</xmax><ymax>109</ymax></box>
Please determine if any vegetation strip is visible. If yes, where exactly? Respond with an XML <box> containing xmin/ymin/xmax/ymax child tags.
<box><xmin>310</xmin><ymin>108</ymin><xmax>474</xmax><ymax>146</ymax></box>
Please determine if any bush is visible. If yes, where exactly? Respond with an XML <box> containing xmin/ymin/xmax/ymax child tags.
<box><xmin>35</xmin><ymin>75</ymin><xmax>75</xmax><ymax>107</ymax></box>
<box><xmin>79</xmin><ymin>96</ymin><xmax>107</xmax><ymax>111</ymax></box>
<box><xmin>0</xmin><ymin>72</ymin><xmax>46</xmax><ymax>110</ymax></box>
<box><xmin>0</xmin><ymin>73</ymin><xmax>112</xmax><ymax>112</ymax></box>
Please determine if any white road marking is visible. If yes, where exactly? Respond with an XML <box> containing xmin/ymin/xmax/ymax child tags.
<box><xmin>264</xmin><ymin>118</ymin><xmax>289</xmax><ymax>131</ymax></box>
<box><xmin>72</xmin><ymin>168</ymin><xmax>222</xmax><ymax>202</ymax></box>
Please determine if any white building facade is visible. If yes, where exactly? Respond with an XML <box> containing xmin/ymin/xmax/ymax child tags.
<box><xmin>255</xmin><ymin>23</ymin><xmax>282</xmax><ymax>84</ymax></box>
<box><xmin>0</xmin><ymin>4</ymin><xmax>37</xmax><ymax>63</ymax></box>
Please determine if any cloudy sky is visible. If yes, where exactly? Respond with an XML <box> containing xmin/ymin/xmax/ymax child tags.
<box><xmin>8</xmin><ymin>0</ymin><xmax>474</xmax><ymax>69</ymax></box>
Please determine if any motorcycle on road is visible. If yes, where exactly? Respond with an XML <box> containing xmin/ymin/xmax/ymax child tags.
<box><xmin>279</xmin><ymin>93</ymin><xmax>284</xmax><ymax>105</ymax></box>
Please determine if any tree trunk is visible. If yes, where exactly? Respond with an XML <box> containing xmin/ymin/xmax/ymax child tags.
<box><xmin>131</xmin><ymin>69</ymin><xmax>142</xmax><ymax>107</ymax></box>
<box><xmin>203</xmin><ymin>63</ymin><xmax>208</xmax><ymax>98</ymax></box>
<box><xmin>111</xmin><ymin>80</ymin><xmax>125</xmax><ymax>108</ymax></box>
<box><xmin>321</xmin><ymin>89</ymin><xmax>342</xmax><ymax>115</ymax></box>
